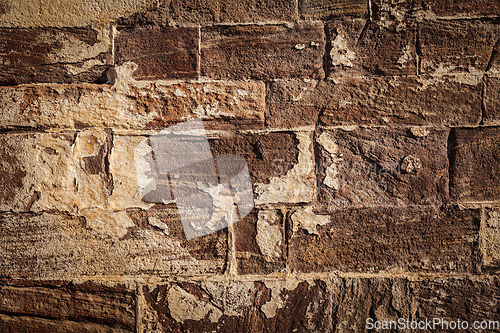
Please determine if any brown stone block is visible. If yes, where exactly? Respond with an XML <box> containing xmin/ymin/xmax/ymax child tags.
<box><xmin>422</xmin><ymin>0</ymin><xmax>500</xmax><ymax>18</ymax></box>
<box><xmin>484</xmin><ymin>75</ymin><xmax>500</xmax><ymax>126</ymax></box>
<box><xmin>299</xmin><ymin>0</ymin><xmax>368</xmax><ymax>19</ymax></box>
<box><xmin>326</xmin><ymin>19</ymin><xmax>417</xmax><ymax>76</ymax></box>
<box><xmin>142</xmin><ymin>279</ymin><xmax>332</xmax><ymax>332</ymax></box>
<box><xmin>0</xmin><ymin>27</ymin><xmax>111</xmax><ymax>85</ymax></box>
<box><xmin>315</xmin><ymin>127</ymin><xmax>449</xmax><ymax>208</ymax></box>
<box><xmin>450</xmin><ymin>127</ymin><xmax>500</xmax><ymax>202</ymax></box>
<box><xmin>115</xmin><ymin>26</ymin><xmax>199</xmax><ymax>80</ymax></box>
<box><xmin>0</xmin><ymin>282</ymin><xmax>135</xmax><ymax>332</ymax></box>
<box><xmin>234</xmin><ymin>208</ymin><xmax>285</xmax><ymax>274</ymax></box>
<box><xmin>201</xmin><ymin>23</ymin><xmax>325</xmax><ymax>80</ymax></box>
<box><xmin>419</xmin><ymin>20</ymin><xmax>497</xmax><ymax>75</ymax></box>
<box><xmin>0</xmin><ymin>209</ymin><xmax>227</xmax><ymax>279</ymax></box>
<box><xmin>288</xmin><ymin>205</ymin><xmax>480</xmax><ymax>273</ymax></box>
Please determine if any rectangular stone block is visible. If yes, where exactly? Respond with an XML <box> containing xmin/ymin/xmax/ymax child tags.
<box><xmin>115</xmin><ymin>26</ymin><xmax>199</xmax><ymax>80</ymax></box>
<box><xmin>0</xmin><ymin>281</ymin><xmax>135</xmax><ymax>332</ymax></box>
<box><xmin>234</xmin><ymin>208</ymin><xmax>285</xmax><ymax>274</ymax></box>
<box><xmin>318</xmin><ymin>76</ymin><xmax>482</xmax><ymax>126</ymax></box>
<box><xmin>201</xmin><ymin>23</ymin><xmax>325</xmax><ymax>80</ymax></box>
<box><xmin>480</xmin><ymin>207</ymin><xmax>500</xmax><ymax>269</ymax></box>
<box><xmin>422</xmin><ymin>0</ymin><xmax>500</xmax><ymax>18</ymax></box>
<box><xmin>299</xmin><ymin>0</ymin><xmax>368</xmax><ymax>19</ymax></box>
<box><xmin>326</xmin><ymin>19</ymin><xmax>417</xmax><ymax>76</ymax></box>
<box><xmin>315</xmin><ymin>127</ymin><xmax>449</xmax><ymax>209</ymax></box>
<box><xmin>450</xmin><ymin>127</ymin><xmax>500</xmax><ymax>202</ymax></box>
<box><xmin>0</xmin><ymin>209</ymin><xmax>227</xmax><ymax>279</ymax></box>
<box><xmin>419</xmin><ymin>21</ymin><xmax>497</xmax><ymax>75</ymax></box>
<box><xmin>209</xmin><ymin>130</ymin><xmax>315</xmax><ymax>205</ymax></box>
<box><xmin>141</xmin><ymin>279</ymin><xmax>331</xmax><ymax>332</ymax></box>
<box><xmin>0</xmin><ymin>27</ymin><xmax>111</xmax><ymax>85</ymax></box>
<box><xmin>484</xmin><ymin>76</ymin><xmax>500</xmax><ymax>126</ymax></box>
<box><xmin>288</xmin><ymin>205</ymin><xmax>480</xmax><ymax>273</ymax></box>
<box><xmin>0</xmin><ymin>81</ymin><xmax>265</xmax><ymax>130</ymax></box>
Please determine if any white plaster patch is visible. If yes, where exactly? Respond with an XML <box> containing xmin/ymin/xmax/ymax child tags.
<box><xmin>291</xmin><ymin>206</ymin><xmax>330</xmax><ymax>235</ymax></box>
<box><xmin>167</xmin><ymin>285</ymin><xmax>223</xmax><ymax>324</ymax></box>
<box><xmin>256</xmin><ymin>210</ymin><xmax>282</xmax><ymax>262</ymax></box>
<box><xmin>80</xmin><ymin>209</ymin><xmax>135</xmax><ymax>239</ymax></box>
<box><xmin>330</xmin><ymin>34</ymin><xmax>356</xmax><ymax>67</ymax></box>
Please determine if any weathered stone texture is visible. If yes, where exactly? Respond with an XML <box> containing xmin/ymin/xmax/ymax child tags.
<box><xmin>450</xmin><ymin>127</ymin><xmax>500</xmax><ymax>202</ymax></box>
<box><xmin>201</xmin><ymin>23</ymin><xmax>325</xmax><ymax>80</ymax></box>
<box><xmin>315</xmin><ymin>127</ymin><xmax>449</xmax><ymax>209</ymax></box>
<box><xmin>142</xmin><ymin>279</ymin><xmax>332</xmax><ymax>332</ymax></box>
<box><xmin>289</xmin><ymin>205</ymin><xmax>480</xmax><ymax>273</ymax></box>
<box><xmin>484</xmin><ymin>76</ymin><xmax>500</xmax><ymax>125</ymax></box>
<box><xmin>419</xmin><ymin>20</ymin><xmax>498</xmax><ymax>75</ymax></box>
<box><xmin>299</xmin><ymin>0</ymin><xmax>368</xmax><ymax>19</ymax></box>
<box><xmin>0</xmin><ymin>79</ymin><xmax>265</xmax><ymax>130</ymax></box>
<box><xmin>0</xmin><ymin>27</ymin><xmax>111</xmax><ymax>85</ymax></box>
<box><xmin>269</xmin><ymin>76</ymin><xmax>481</xmax><ymax>127</ymax></box>
<box><xmin>327</xmin><ymin>19</ymin><xmax>417</xmax><ymax>76</ymax></box>
<box><xmin>0</xmin><ymin>281</ymin><xmax>135</xmax><ymax>332</ymax></box>
<box><xmin>234</xmin><ymin>208</ymin><xmax>285</xmax><ymax>274</ymax></box>
<box><xmin>0</xmin><ymin>210</ymin><xmax>227</xmax><ymax>279</ymax></box>
<box><xmin>115</xmin><ymin>26</ymin><xmax>199</xmax><ymax>80</ymax></box>
<box><xmin>422</xmin><ymin>0</ymin><xmax>500</xmax><ymax>18</ymax></box>
<box><xmin>481</xmin><ymin>207</ymin><xmax>500</xmax><ymax>269</ymax></box>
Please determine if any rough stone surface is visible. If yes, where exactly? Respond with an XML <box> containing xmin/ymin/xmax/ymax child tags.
<box><xmin>484</xmin><ymin>75</ymin><xmax>500</xmax><ymax>126</ymax></box>
<box><xmin>0</xmin><ymin>78</ymin><xmax>265</xmax><ymax>130</ymax></box>
<box><xmin>419</xmin><ymin>20</ymin><xmax>498</xmax><ymax>75</ymax></box>
<box><xmin>450</xmin><ymin>127</ymin><xmax>500</xmax><ymax>202</ymax></box>
<box><xmin>270</xmin><ymin>76</ymin><xmax>482</xmax><ymax>127</ymax></box>
<box><xmin>142</xmin><ymin>279</ymin><xmax>332</xmax><ymax>332</ymax></box>
<box><xmin>289</xmin><ymin>205</ymin><xmax>480</xmax><ymax>273</ymax></box>
<box><xmin>481</xmin><ymin>207</ymin><xmax>500</xmax><ymax>269</ymax></box>
<box><xmin>201</xmin><ymin>23</ymin><xmax>325</xmax><ymax>80</ymax></box>
<box><xmin>234</xmin><ymin>208</ymin><xmax>285</xmax><ymax>274</ymax></box>
<box><xmin>0</xmin><ymin>210</ymin><xmax>227</xmax><ymax>279</ymax></box>
<box><xmin>115</xmin><ymin>26</ymin><xmax>199</xmax><ymax>80</ymax></box>
<box><xmin>422</xmin><ymin>0</ymin><xmax>500</xmax><ymax>18</ymax></box>
<box><xmin>299</xmin><ymin>0</ymin><xmax>368</xmax><ymax>19</ymax></box>
<box><xmin>326</xmin><ymin>19</ymin><xmax>417</xmax><ymax>76</ymax></box>
<box><xmin>0</xmin><ymin>281</ymin><xmax>135</xmax><ymax>332</ymax></box>
<box><xmin>0</xmin><ymin>27</ymin><xmax>111</xmax><ymax>85</ymax></box>
<box><xmin>315</xmin><ymin>127</ymin><xmax>449</xmax><ymax>209</ymax></box>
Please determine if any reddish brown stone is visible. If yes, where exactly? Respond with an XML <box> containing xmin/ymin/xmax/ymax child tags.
<box><xmin>299</xmin><ymin>0</ymin><xmax>368</xmax><ymax>19</ymax></box>
<box><xmin>484</xmin><ymin>76</ymin><xmax>500</xmax><ymax>126</ymax></box>
<box><xmin>450</xmin><ymin>127</ymin><xmax>500</xmax><ymax>202</ymax></box>
<box><xmin>317</xmin><ymin>76</ymin><xmax>482</xmax><ymax>126</ymax></box>
<box><xmin>201</xmin><ymin>23</ymin><xmax>325</xmax><ymax>80</ymax></box>
<box><xmin>371</xmin><ymin>0</ymin><xmax>422</xmax><ymax>20</ymax></box>
<box><xmin>422</xmin><ymin>0</ymin><xmax>500</xmax><ymax>17</ymax></box>
<box><xmin>0</xmin><ymin>282</ymin><xmax>135</xmax><ymax>332</ymax></box>
<box><xmin>289</xmin><ymin>205</ymin><xmax>480</xmax><ymax>273</ymax></box>
<box><xmin>0</xmin><ymin>28</ymin><xmax>111</xmax><ymax>85</ymax></box>
<box><xmin>419</xmin><ymin>21</ymin><xmax>497</xmax><ymax>74</ymax></box>
<box><xmin>326</xmin><ymin>19</ymin><xmax>417</xmax><ymax>76</ymax></box>
<box><xmin>142</xmin><ymin>279</ymin><xmax>332</xmax><ymax>332</ymax></box>
<box><xmin>234</xmin><ymin>208</ymin><xmax>285</xmax><ymax>274</ymax></box>
<box><xmin>115</xmin><ymin>26</ymin><xmax>199</xmax><ymax>80</ymax></box>
<box><xmin>316</xmin><ymin>127</ymin><xmax>449</xmax><ymax>208</ymax></box>
<box><xmin>209</xmin><ymin>132</ymin><xmax>299</xmax><ymax>185</ymax></box>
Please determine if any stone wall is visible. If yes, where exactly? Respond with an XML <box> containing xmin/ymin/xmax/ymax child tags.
<box><xmin>1</xmin><ymin>0</ymin><xmax>500</xmax><ymax>332</ymax></box>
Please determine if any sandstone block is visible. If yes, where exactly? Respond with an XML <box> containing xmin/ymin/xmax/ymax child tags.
<box><xmin>484</xmin><ymin>76</ymin><xmax>500</xmax><ymax>125</ymax></box>
<box><xmin>299</xmin><ymin>0</ymin><xmax>368</xmax><ymax>19</ymax></box>
<box><xmin>422</xmin><ymin>0</ymin><xmax>500</xmax><ymax>18</ymax></box>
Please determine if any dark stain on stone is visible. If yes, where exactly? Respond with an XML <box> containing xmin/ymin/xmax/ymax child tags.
<box><xmin>25</xmin><ymin>191</ymin><xmax>40</xmax><ymax>211</ymax></box>
<box><xmin>82</xmin><ymin>129</ymin><xmax>114</xmax><ymax>195</ymax></box>
<box><xmin>0</xmin><ymin>137</ymin><xmax>27</xmax><ymax>204</ymax></box>
<box><xmin>43</xmin><ymin>147</ymin><xmax>58</xmax><ymax>155</ymax></box>
<box><xmin>0</xmin><ymin>1</ymin><xmax>9</xmax><ymax>16</ymax></box>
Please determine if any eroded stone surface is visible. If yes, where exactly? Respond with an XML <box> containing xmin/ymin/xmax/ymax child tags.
<box><xmin>484</xmin><ymin>76</ymin><xmax>500</xmax><ymax>126</ymax></box>
<box><xmin>450</xmin><ymin>127</ymin><xmax>500</xmax><ymax>202</ymax></box>
<box><xmin>481</xmin><ymin>208</ymin><xmax>500</xmax><ymax>269</ymax></box>
<box><xmin>299</xmin><ymin>0</ymin><xmax>368</xmax><ymax>19</ymax></box>
<box><xmin>0</xmin><ymin>77</ymin><xmax>265</xmax><ymax>130</ymax></box>
<box><xmin>0</xmin><ymin>27</ymin><xmax>111</xmax><ymax>85</ymax></box>
<box><xmin>201</xmin><ymin>23</ymin><xmax>325</xmax><ymax>80</ymax></box>
<box><xmin>422</xmin><ymin>0</ymin><xmax>500</xmax><ymax>18</ymax></box>
<box><xmin>316</xmin><ymin>127</ymin><xmax>449</xmax><ymax>209</ymax></box>
<box><xmin>289</xmin><ymin>205</ymin><xmax>480</xmax><ymax>273</ymax></box>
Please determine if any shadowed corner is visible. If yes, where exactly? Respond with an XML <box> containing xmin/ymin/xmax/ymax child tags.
<box><xmin>133</xmin><ymin>118</ymin><xmax>254</xmax><ymax>240</ymax></box>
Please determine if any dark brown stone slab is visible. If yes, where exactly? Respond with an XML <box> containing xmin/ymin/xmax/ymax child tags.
<box><xmin>422</xmin><ymin>0</ymin><xmax>500</xmax><ymax>18</ymax></box>
<box><xmin>484</xmin><ymin>76</ymin><xmax>500</xmax><ymax>126</ymax></box>
<box><xmin>299</xmin><ymin>0</ymin><xmax>368</xmax><ymax>19</ymax></box>
<box><xmin>270</xmin><ymin>76</ymin><xmax>482</xmax><ymax>127</ymax></box>
<box><xmin>315</xmin><ymin>127</ymin><xmax>449</xmax><ymax>208</ymax></box>
<box><xmin>450</xmin><ymin>127</ymin><xmax>500</xmax><ymax>202</ymax></box>
<box><xmin>201</xmin><ymin>23</ymin><xmax>325</xmax><ymax>80</ymax></box>
<box><xmin>142</xmin><ymin>279</ymin><xmax>332</xmax><ymax>332</ymax></box>
<box><xmin>326</xmin><ymin>19</ymin><xmax>417</xmax><ymax>76</ymax></box>
<box><xmin>0</xmin><ymin>28</ymin><xmax>111</xmax><ymax>85</ymax></box>
<box><xmin>289</xmin><ymin>205</ymin><xmax>480</xmax><ymax>273</ymax></box>
<box><xmin>419</xmin><ymin>20</ymin><xmax>497</xmax><ymax>74</ymax></box>
<box><xmin>115</xmin><ymin>26</ymin><xmax>199</xmax><ymax>80</ymax></box>
<box><xmin>0</xmin><ymin>282</ymin><xmax>135</xmax><ymax>332</ymax></box>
